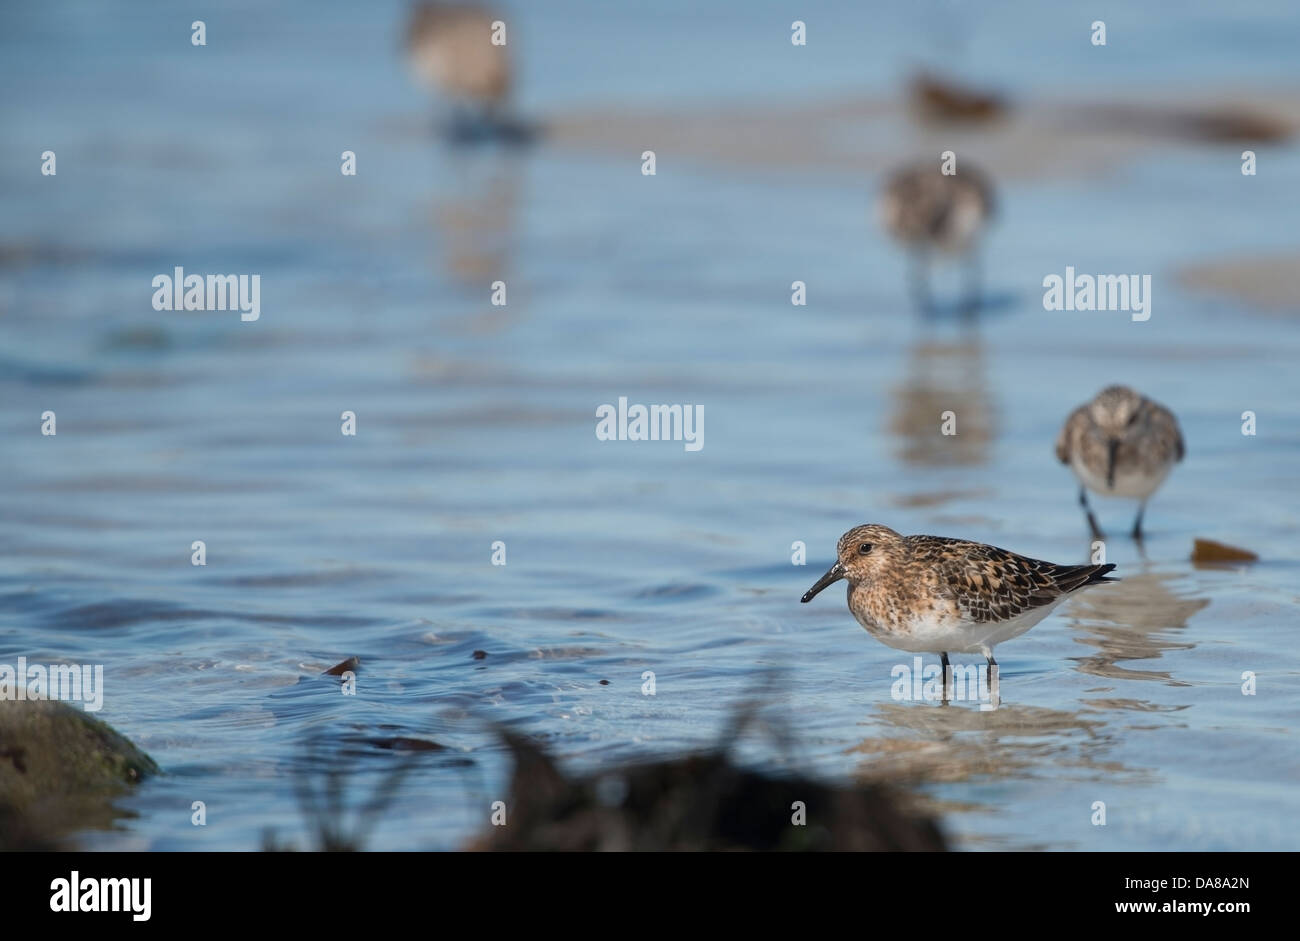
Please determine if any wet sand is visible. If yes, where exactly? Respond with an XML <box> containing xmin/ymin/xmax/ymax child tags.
<box><xmin>544</xmin><ymin>87</ymin><xmax>1297</xmax><ymax>181</ymax></box>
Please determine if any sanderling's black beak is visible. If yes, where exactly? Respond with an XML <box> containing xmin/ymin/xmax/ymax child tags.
<box><xmin>801</xmin><ymin>561</ymin><xmax>845</xmax><ymax>603</ymax></box>
<box><xmin>1106</xmin><ymin>438</ymin><xmax>1120</xmax><ymax>489</ymax></box>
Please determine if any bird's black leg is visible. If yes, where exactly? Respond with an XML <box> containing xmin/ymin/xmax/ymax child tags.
<box><xmin>1079</xmin><ymin>486</ymin><xmax>1103</xmax><ymax>541</ymax></box>
<box><xmin>961</xmin><ymin>250</ymin><xmax>982</xmax><ymax>317</ymax></box>
<box><xmin>985</xmin><ymin>652</ymin><xmax>1000</xmax><ymax>708</ymax></box>
<box><xmin>446</xmin><ymin>102</ymin><xmax>487</xmax><ymax>144</ymax></box>
<box><xmin>940</xmin><ymin>651</ymin><xmax>951</xmax><ymax>702</ymax></box>
<box><xmin>909</xmin><ymin>250</ymin><xmax>933</xmax><ymax>317</ymax></box>
<box><xmin>1131</xmin><ymin>502</ymin><xmax>1146</xmax><ymax>542</ymax></box>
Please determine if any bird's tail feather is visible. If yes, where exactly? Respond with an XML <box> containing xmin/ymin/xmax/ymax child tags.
<box><xmin>1055</xmin><ymin>562</ymin><xmax>1118</xmax><ymax>592</ymax></box>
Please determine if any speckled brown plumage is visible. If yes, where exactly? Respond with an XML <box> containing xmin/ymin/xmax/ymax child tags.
<box><xmin>801</xmin><ymin>523</ymin><xmax>1116</xmax><ymax>662</ymax></box>
<box><xmin>900</xmin><ymin>535</ymin><xmax>1115</xmax><ymax>623</ymax></box>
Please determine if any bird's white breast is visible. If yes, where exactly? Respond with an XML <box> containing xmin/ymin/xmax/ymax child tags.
<box><xmin>1072</xmin><ymin>455</ymin><xmax>1171</xmax><ymax>500</ymax></box>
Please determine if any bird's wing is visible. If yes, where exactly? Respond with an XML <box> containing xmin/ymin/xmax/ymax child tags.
<box><xmin>1055</xmin><ymin>406</ymin><xmax>1087</xmax><ymax>465</ymax></box>
<box><xmin>1147</xmin><ymin>400</ymin><xmax>1185</xmax><ymax>463</ymax></box>
<box><xmin>910</xmin><ymin>536</ymin><xmax>1114</xmax><ymax>623</ymax></box>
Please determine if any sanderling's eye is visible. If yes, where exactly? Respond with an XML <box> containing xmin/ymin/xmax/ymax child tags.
<box><xmin>858</xmin><ymin>542</ymin><xmax>873</xmax><ymax>555</ymax></box>
<box><xmin>1127</xmin><ymin>412</ymin><xmax>1139</xmax><ymax>426</ymax></box>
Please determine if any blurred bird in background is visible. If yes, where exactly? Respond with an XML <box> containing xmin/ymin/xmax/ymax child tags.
<box><xmin>405</xmin><ymin>2</ymin><xmax>534</xmax><ymax>144</ymax></box>
<box><xmin>1056</xmin><ymin>385</ymin><xmax>1185</xmax><ymax>542</ymax></box>
<box><xmin>878</xmin><ymin>159</ymin><xmax>996</xmax><ymax>315</ymax></box>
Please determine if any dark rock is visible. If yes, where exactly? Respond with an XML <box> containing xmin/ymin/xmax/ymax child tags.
<box><xmin>1192</xmin><ymin>539</ymin><xmax>1259</xmax><ymax>565</ymax></box>
<box><xmin>323</xmin><ymin>656</ymin><xmax>360</xmax><ymax>676</ymax></box>
<box><xmin>0</xmin><ymin>700</ymin><xmax>158</xmax><ymax>850</ymax></box>
<box><xmin>370</xmin><ymin>736</ymin><xmax>446</xmax><ymax>752</ymax></box>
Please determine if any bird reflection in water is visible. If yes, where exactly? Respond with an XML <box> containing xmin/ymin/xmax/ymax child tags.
<box><xmin>889</xmin><ymin>335</ymin><xmax>994</xmax><ymax>468</ymax></box>
<box><xmin>429</xmin><ymin>153</ymin><xmax>522</xmax><ymax>333</ymax></box>
<box><xmin>1065</xmin><ymin>569</ymin><xmax>1208</xmax><ymax>686</ymax></box>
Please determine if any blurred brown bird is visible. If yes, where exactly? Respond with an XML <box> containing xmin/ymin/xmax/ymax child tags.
<box><xmin>878</xmin><ymin>160</ymin><xmax>995</xmax><ymax>314</ymax></box>
<box><xmin>406</xmin><ymin>3</ymin><xmax>530</xmax><ymax>142</ymax></box>
<box><xmin>908</xmin><ymin>72</ymin><xmax>1006</xmax><ymax>124</ymax></box>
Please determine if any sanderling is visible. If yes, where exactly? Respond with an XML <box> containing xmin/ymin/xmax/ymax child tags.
<box><xmin>406</xmin><ymin>3</ymin><xmax>527</xmax><ymax>142</ymax></box>
<box><xmin>1055</xmin><ymin>385</ymin><xmax>1184</xmax><ymax>541</ymax></box>
<box><xmin>877</xmin><ymin>160</ymin><xmax>995</xmax><ymax>312</ymax></box>
<box><xmin>800</xmin><ymin>524</ymin><xmax>1115</xmax><ymax>678</ymax></box>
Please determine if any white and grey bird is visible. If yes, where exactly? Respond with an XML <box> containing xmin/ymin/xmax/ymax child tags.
<box><xmin>1055</xmin><ymin>385</ymin><xmax>1185</xmax><ymax>541</ymax></box>
<box><xmin>877</xmin><ymin>160</ymin><xmax>995</xmax><ymax>313</ymax></box>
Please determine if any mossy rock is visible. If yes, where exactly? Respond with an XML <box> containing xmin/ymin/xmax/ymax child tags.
<box><xmin>0</xmin><ymin>700</ymin><xmax>158</xmax><ymax>849</ymax></box>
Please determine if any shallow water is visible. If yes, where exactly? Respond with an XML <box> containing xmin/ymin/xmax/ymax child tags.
<box><xmin>2</xmin><ymin>1</ymin><xmax>1299</xmax><ymax>850</ymax></box>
